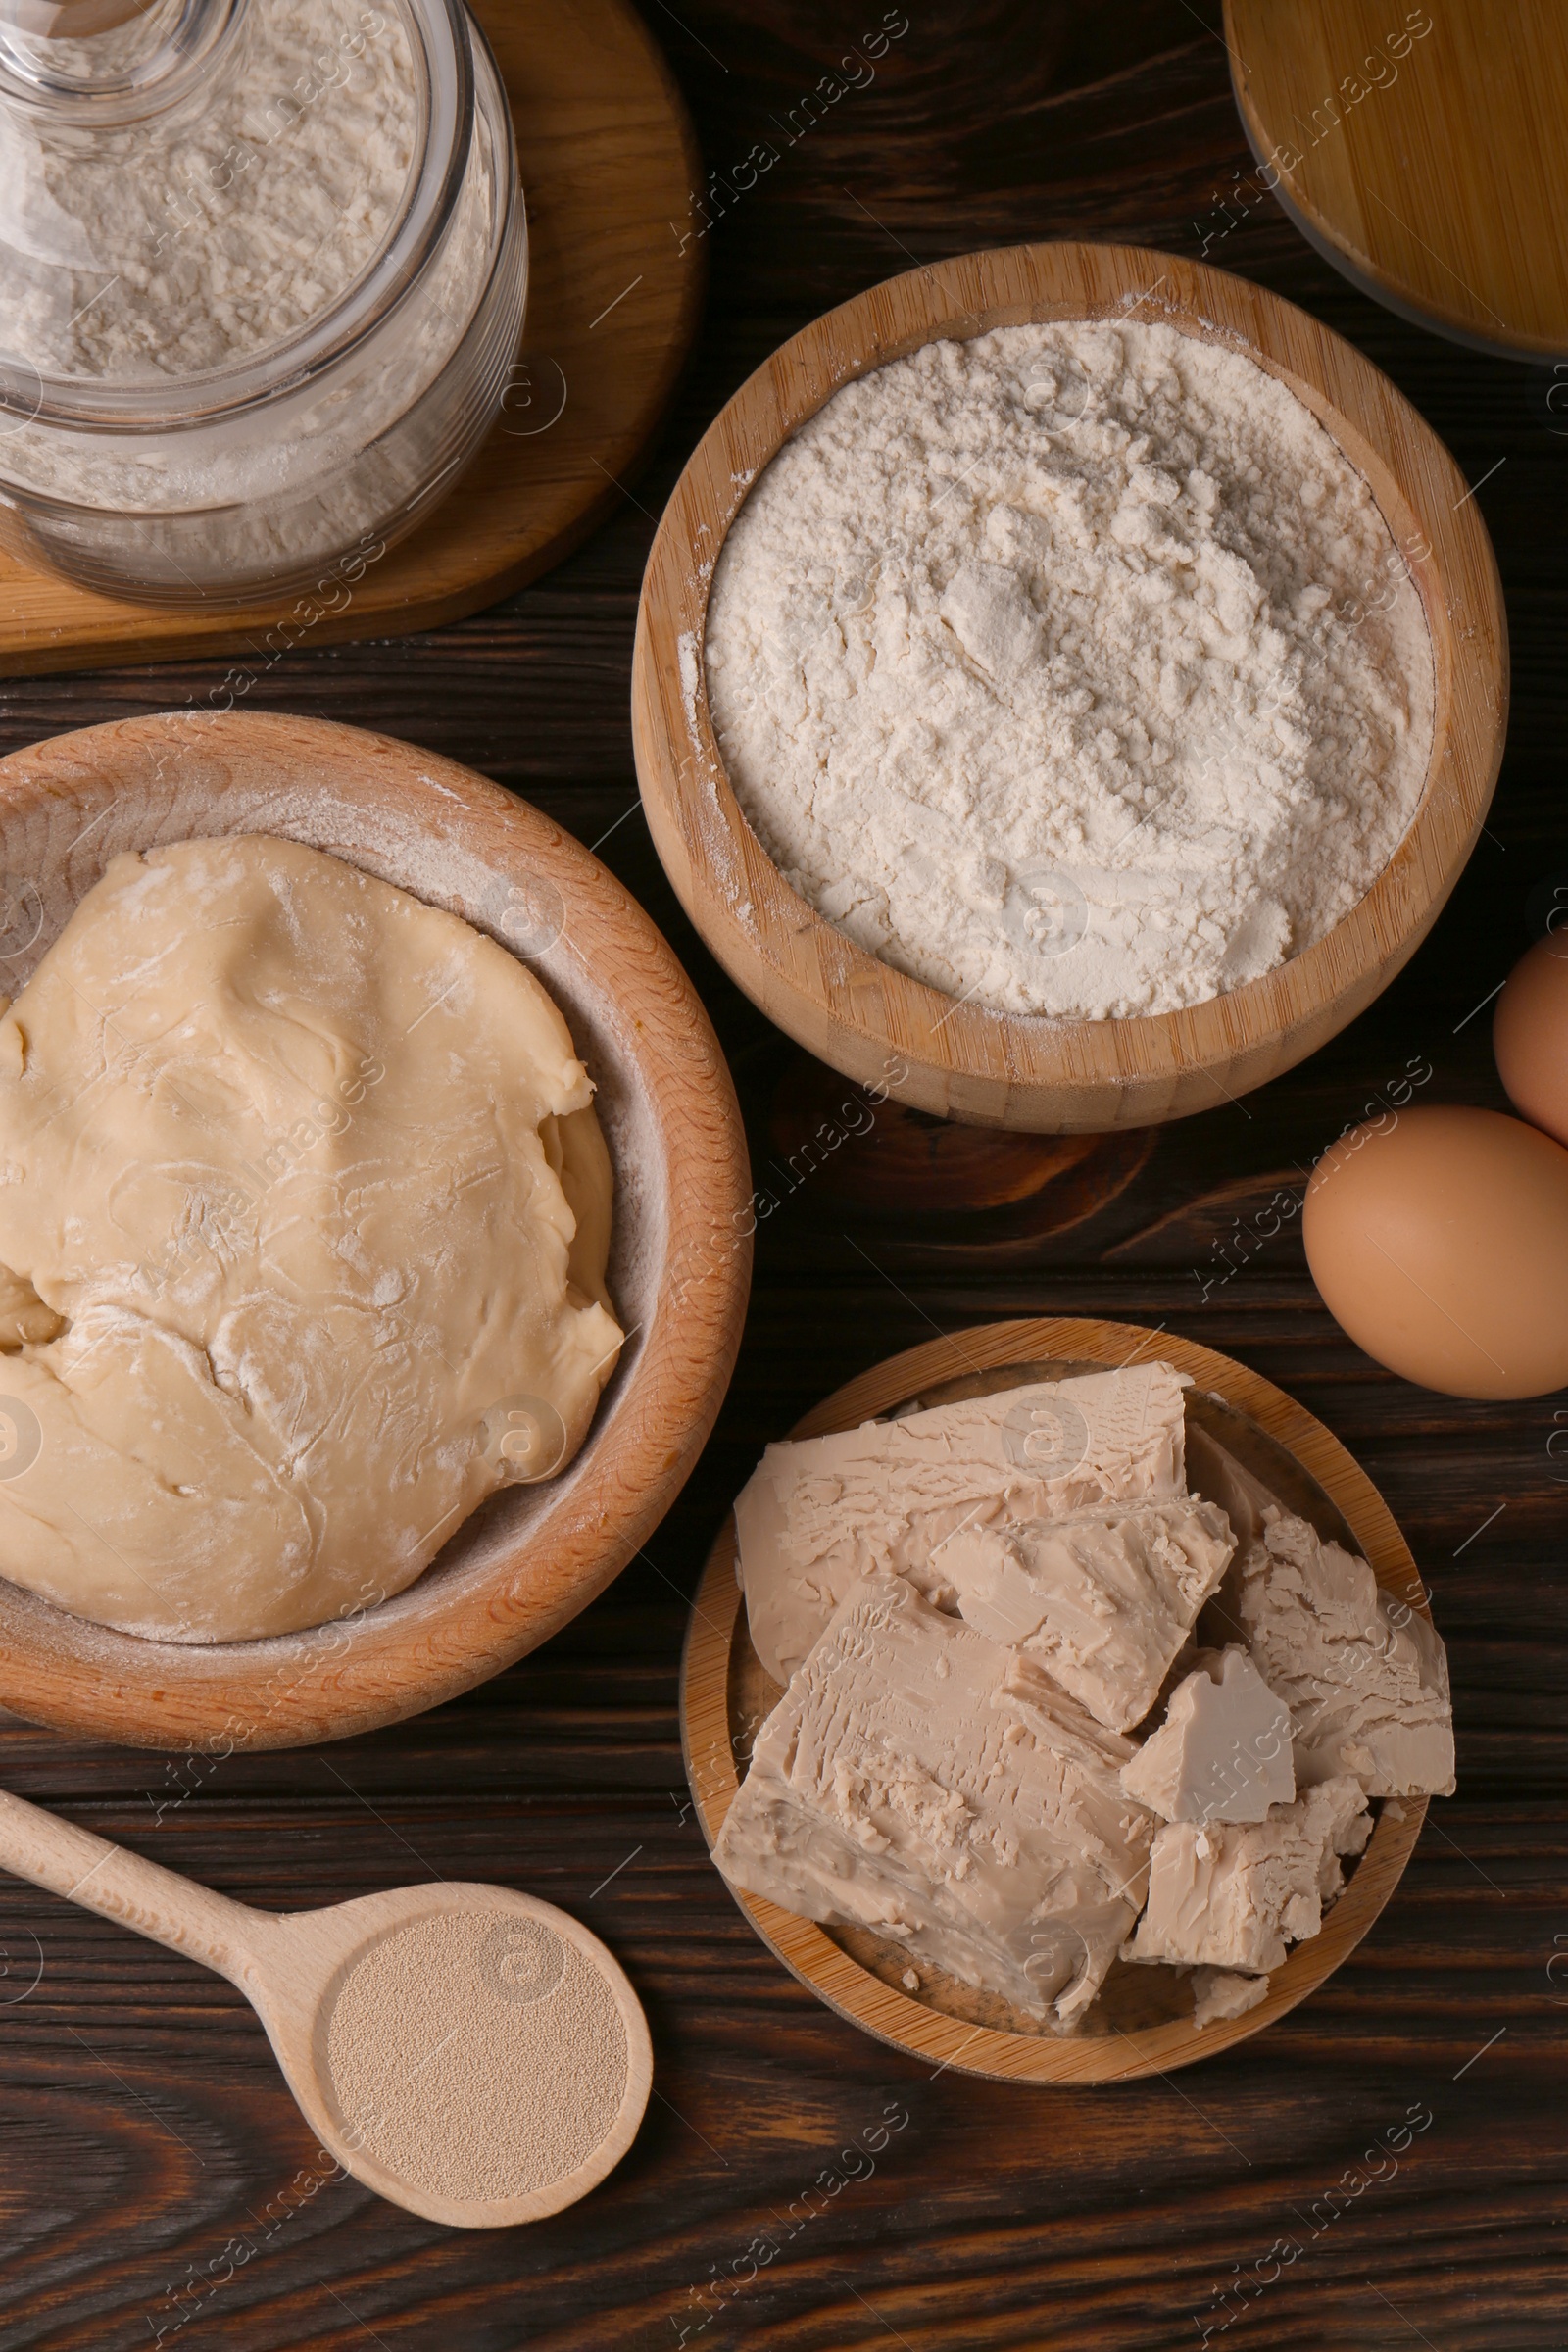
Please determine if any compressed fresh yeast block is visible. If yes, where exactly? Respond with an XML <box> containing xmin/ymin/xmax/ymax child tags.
<box><xmin>1124</xmin><ymin>1776</ymin><xmax>1370</xmax><ymax>1976</ymax></box>
<box><xmin>1120</xmin><ymin>1646</ymin><xmax>1294</xmax><ymax>1825</ymax></box>
<box><xmin>734</xmin><ymin>1361</ymin><xmax>1191</xmax><ymax>1684</ymax></box>
<box><xmin>1237</xmin><ymin>1509</ymin><xmax>1455</xmax><ymax>1799</ymax></box>
<box><xmin>1191</xmin><ymin>1967</ymin><xmax>1269</xmax><ymax>2030</ymax></box>
<box><xmin>940</xmin><ymin>1496</ymin><xmax>1235</xmax><ymax>1735</ymax></box>
<box><xmin>711</xmin><ymin>1571</ymin><xmax>1156</xmax><ymax>2031</ymax></box>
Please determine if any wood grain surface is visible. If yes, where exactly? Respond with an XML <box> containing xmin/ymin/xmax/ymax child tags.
<box><xmin>0</xmin><ymin>3</ymin><xmax>1558</xmax><ymax>2346</ymax></box>
<box><xmin>1226</xmin><ymin>0</ymin><xmax>1568</xmax><ymax>359</ymax></box>
<box><xmin>632</xmin><ymin>237</ymin><xmax>1506</xmax><ymax>1132</ymax></box>
<box><xmin>0</xmin><ymin>0</ymin><xmax>703</xmax><ymax>672</ymax></box>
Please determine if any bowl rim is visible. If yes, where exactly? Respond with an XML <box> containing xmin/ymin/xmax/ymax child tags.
<box><xmin>631</xmin><ymin>237</ymin><xmax>1509</xmax><ymax>1131</ymax></box>
<box><xmin>679</xmin><ymin>1314</ymin><xmax>1432</xmax><ymax>2082</ymax></box>
<box><xmin>0</xmin><ymin>708</ymin><xmax>752</xmax><ymax>1750</ymax></box>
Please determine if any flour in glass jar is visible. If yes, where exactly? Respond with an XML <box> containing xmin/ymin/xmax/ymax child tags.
<box><xmin>703</xmin><ymin>318</ymin><xmax>1434</xmax><ymax>1021</ymax></box>
<box><xmin>0</xmin><ymin>0</ymin><xmax>418</xmax><ymax>380</ymax></box>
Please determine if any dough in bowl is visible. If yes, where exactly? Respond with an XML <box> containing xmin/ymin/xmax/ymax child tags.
<box><xmin>0</xmin><ymin>835</ymin><xmax>622</xmax><ymax>1642</ymax></box>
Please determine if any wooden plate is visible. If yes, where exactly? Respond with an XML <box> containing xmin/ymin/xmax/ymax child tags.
<box><xmin>1226</xmin><ymin>0</ymin><xmax>1568</xmax><ymax>360</ymax></box>
<box><xmin>631</xmin><ymin>239</ymin><xmax>1507</xmax><ymax>1133</ymax></box>
<box><xmin>680</xmin><ymin>1316</ymin><xmax>1433</xmax><ymax>2082</ymax></box>
<box><xmin>0</xmin><ymin>710</ymin><xmax>751</xmax><ymax>1751</ymax></box>
<box><xmin>0</xmin><ymin>0</ymin><xmax>702</xmax><ymax>671</ymax></box>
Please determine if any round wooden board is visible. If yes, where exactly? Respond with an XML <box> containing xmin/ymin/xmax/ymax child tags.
<box><xmin>680</xmin><ymin>1316</ymin><xmax>1433</xmax><ymax>2083</ymax></box>
<box><xmin>0</xmin><ymin>0</ymin><xmax>703</xmax><ymax>674</ymax></box>
<box><xmin>631</xmin><ymin>239</ymin><xmax>1507</xmax><ymax>1134</ymax></box>
<box><xmin>0</xmin><ymin>709</ymin><xmax>751</xmax><ymax>1751</ymax></box>
<box><xmin>1226</xmin><ymin>0</ymin><xmax>1568</xmax><ymax>359</ymax></box>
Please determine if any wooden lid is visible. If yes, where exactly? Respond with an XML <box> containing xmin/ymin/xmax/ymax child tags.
<box><xmin>1226</xmin><ymin>0</ymin><xmax>1568</xmax><ymax>358</ymax></box>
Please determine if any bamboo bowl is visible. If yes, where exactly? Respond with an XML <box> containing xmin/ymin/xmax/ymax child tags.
<box><xmin>681</xmin><ymin>1317</ymin><xmax>1434</xmax><ymax>2082</ymax></box>
<box><xmin>0</xmin><ymin>710</ymin><xmax>751</xmax><ymax>1751</ymax></box>
<box><xmin>631</xmin><ymin>240</ymin><xmax>1508</xmax><ymax>1132</ymax></box>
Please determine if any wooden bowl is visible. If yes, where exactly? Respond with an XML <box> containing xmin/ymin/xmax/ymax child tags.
<box><xmin>631</xmin><ymin>240</ymin><xmax>1508</xmax><ymax>1132</ymax></box>
<box><xmin>680</xmin><ymin>1317</ymin><xmax>1433</xmax><ymax>2082</ymax></box>
<box><xmin>0</xmin><ymin>711</ymin><xmax>751</xmax><ymax>1751</ymax></box>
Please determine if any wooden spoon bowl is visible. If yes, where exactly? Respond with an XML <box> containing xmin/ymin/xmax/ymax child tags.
<box><xmin>631</xmin><ymin>239</ymin><xmax>1507</xmax><ymax>1132</ymax></box>
<box><xmin>680</xmin><ymin>1316</ymin><xmax>1434</xmax><ymax>2082</ymax></box>
<box><xmin>0</xmin><ymin>1786</ymin><xmax>652</xmax><ymax>2226</ymax></box>
<box><xmin>0</xmin><ymin>710</ymin><xmax>751</xmax><ymax>1750</ymax></box>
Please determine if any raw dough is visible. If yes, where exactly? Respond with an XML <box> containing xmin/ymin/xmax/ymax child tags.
<box><xmin>0</xmin><ymin>835</ymin><xmax>622</xmax><ymax>1642</ymax></box>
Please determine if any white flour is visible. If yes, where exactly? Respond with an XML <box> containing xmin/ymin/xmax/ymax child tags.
<box><xmin>704</xmin><ymin>320</ymin><xmax>1434</xmax><ymax>1021</ymax></box>
<box><xmin>0</xmin><ymin>0</ymin><xmax>416</xmax><ymax>380</ymax></box>
<box><xmin>0</xmin><ymin>0</ymin><xmax>511</xmax><ymax>590</ymax></box>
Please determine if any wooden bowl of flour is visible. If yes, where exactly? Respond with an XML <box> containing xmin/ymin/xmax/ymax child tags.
<box><xmin>631</xmin><ymin>241</ymin><xmax>1507</xmax><ymax>1132</ymax></box>
<box><xmin>0</xmin><ymin>711</ymin><xmax>751</xmax><ymax>1750</ymax></box>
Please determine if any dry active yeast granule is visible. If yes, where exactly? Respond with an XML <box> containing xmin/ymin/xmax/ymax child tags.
<box><xmin>704</xmin><ymin>318</ymin><xmax>1433</xmax><ymax>1022</ymax></box>
<box><xmin>326</xmin><ymin>1910</ymin><xmax>630</xmax><ymax>2205</ymax></box>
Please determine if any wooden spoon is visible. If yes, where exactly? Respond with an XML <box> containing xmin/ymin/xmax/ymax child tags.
<box><xmin>0</xmin><ymin>1787</ymin><xmax>652</xmax><ymax>2227</ymax></box>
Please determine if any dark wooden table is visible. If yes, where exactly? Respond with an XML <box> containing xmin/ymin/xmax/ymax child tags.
<box><xmin>0</xmin><ymin>5</ymin><xmax>1560</xmax><ymax>2345</ymax></box>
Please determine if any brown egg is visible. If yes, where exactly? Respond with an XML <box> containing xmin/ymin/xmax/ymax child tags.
<box><xmin>1494</xmin><ymin>936</ymin><xmax>1568</xmax><ymax>1147</ymax></box>
<box><xmin>1303</xmin><ymin>1103</ymin><xmax>1568</xmax><ymax>1398</ymax></box>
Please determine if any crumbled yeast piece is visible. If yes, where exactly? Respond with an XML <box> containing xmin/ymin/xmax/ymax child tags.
<box><xmin>1120</xmin><ymin>1646</ymin><xmax>1295</xmax><ymax>1824</ymax></box>
<box><xmin>712</xmin><ymin>1571</ymin><xmax>1156</xmax><ymax>2031</ymax></box>
<box><xmin>723</xmin><ymin>1399</ymin><xmax>1448</xmax><ymax>2032</ymax></box>
<box><xmin>1123</xmin><ymin>1776</ymin><xmax>1371</xmax><ymax>1974</ymax></box>
<box><xmin>1237</xmin><ymin>1509</ymin><xmax>1455</xmax><ymax>1799</ymax></box>
<box><xmin>941</xmin><ymin>1496</ymin><xmax>1236</xmax><ymax>1734</ymax></box>
<box><xmin>734</xmin><ymin>1361</ymin><xmax>1191</xmax><ymax>1683</ymax></box>
<box><xmin>1190</xmin><ymin>1968</ymin><xmax>1269</xmax><ymax>2029</ymax></box>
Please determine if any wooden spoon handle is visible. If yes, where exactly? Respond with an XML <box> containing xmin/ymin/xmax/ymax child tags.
<box><xmin>0</xmin><ymin>1788</ymin><xmax>270</xmax><ymax>1985</ymax></box>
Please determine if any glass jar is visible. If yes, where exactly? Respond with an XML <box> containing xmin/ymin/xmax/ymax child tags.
<box><xmin>0</xmin><ymin>0</ymin><xmax>525</xmax><ymax>603</ymax></box>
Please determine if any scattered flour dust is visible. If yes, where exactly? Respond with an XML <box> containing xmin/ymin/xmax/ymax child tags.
<box><xmin>702</xmin><ymin>319</ymin><xmax>1434</xmax><ymax>1021</ymax></box>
